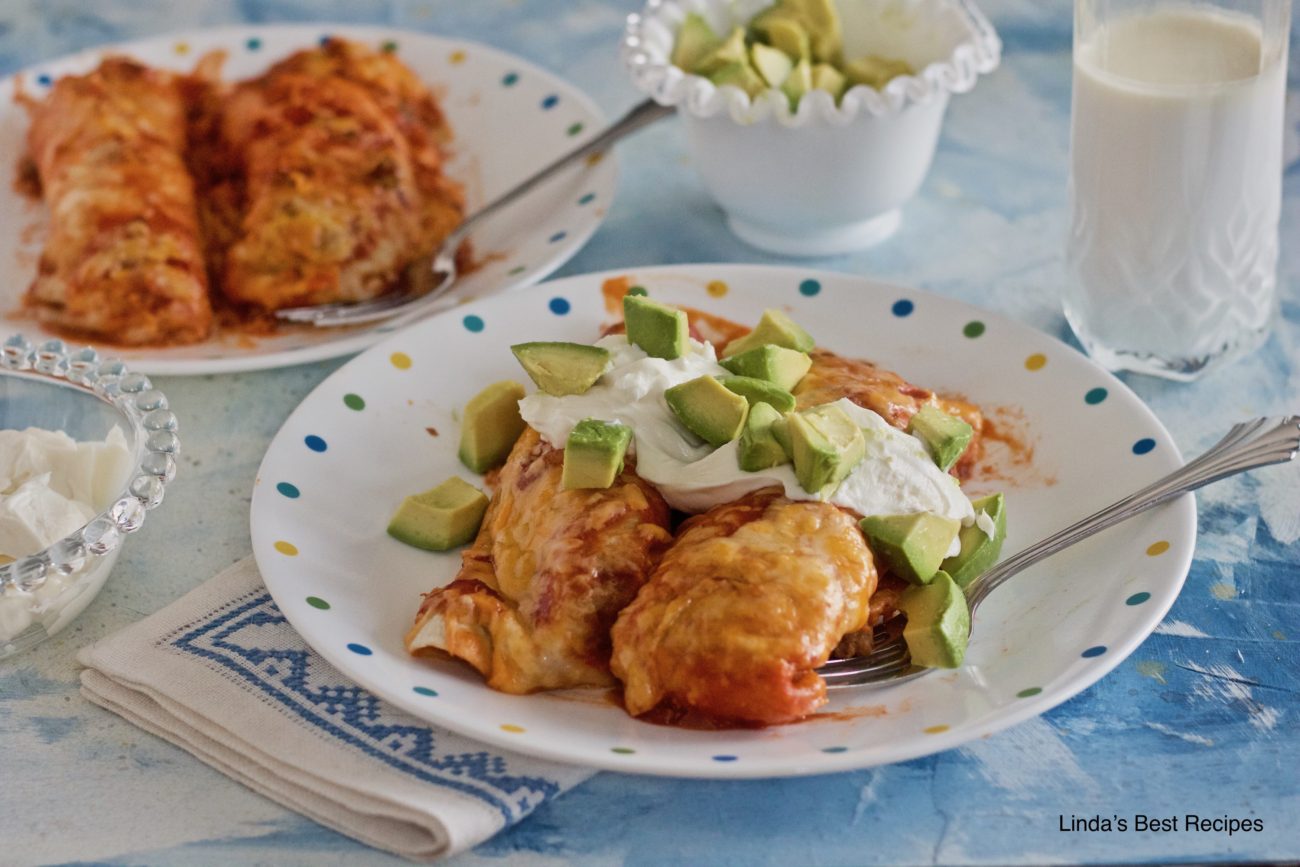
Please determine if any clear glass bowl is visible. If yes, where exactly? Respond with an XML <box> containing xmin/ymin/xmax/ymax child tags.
<box><xmin>0</xmin><ymin>335</ymin><xmax>179</xmax><ymax>658</ymax></box>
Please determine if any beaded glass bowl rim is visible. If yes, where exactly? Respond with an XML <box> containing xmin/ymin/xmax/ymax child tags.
<box><xmin>0</xmin><ymin>333</ymin><xmax>179</xmax><ymax>596</ymax></box>
<box><xmin>622</xmin><ymin>0</ymin><xmax>1002</xmax><ymax>127</ymax></box>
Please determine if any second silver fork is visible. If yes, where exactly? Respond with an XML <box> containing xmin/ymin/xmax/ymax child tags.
<box><xmin>276</xmin><ymin>98</ymin><xmax>674</xmax><ymax>328</ymax></box>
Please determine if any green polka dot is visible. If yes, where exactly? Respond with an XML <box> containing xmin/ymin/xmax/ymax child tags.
<box><xmin>963</xmin><ymin>321</ymin><xmax>986</xmax><ymax>338</ymax></box>
<box><xmin>507</xmin><ymin>265</ymin><xmax>526</xmax><ymax>276</ymax></box>
<box><xmin>567</xmin><ymin>122</ymin><xmax>584</xmax><ymax>136</ymax></box>
<box><xmin>381</xmin><ymin>40</ymin><xmax>398</xmax><ymax>53</ymax></box>
<box><xmin>306</xmin><ymin>596</ymin><xmax>330</xmax><ymax>610</ymax></box>
<box><xmin>1016</xmin><ymin>687</ymin><xmax>1042</xmax><ymax>698</ymax></box>
<box><xmin>627</xmin><ymin>285</ymin><xmax>648</xmax><ymax>297</ymax></box>
<box><xmin>610</xmin><ymin>747</ymin><xmax>635</xmax><ymax>754</ymax></box>
<box><xmin>343</xmin><ymin>393</ymin><xmax>365</xmax><ymax>411</ymax></box>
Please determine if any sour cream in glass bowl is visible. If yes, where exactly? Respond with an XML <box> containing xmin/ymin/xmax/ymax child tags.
<box><xmin>0</xmin><ymin>335</ymin><xmax>179</xmax><ymax>658</ymax></box>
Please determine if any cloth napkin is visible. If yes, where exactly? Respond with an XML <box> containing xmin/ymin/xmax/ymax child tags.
<box><xmin>77</xmin><ymin>557</ymin><xmax>594</xmax><ymax>862</ymax></box>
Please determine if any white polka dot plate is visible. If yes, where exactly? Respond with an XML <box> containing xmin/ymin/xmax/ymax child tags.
<box><xmin>0</xmin><ymin>25</ymin><xmax>616</xmax><ymax>375</ymax></box>
<box><xmin>252</xmin><ymin>264</ymin><xmax>1196</xmax><ymax>778</ymax></box>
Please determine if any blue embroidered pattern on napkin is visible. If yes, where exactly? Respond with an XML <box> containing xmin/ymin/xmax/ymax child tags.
<box><xmin>161</xmin><ymin>587</ymin><xmax>560</xmax><ymax>823</ymax></box>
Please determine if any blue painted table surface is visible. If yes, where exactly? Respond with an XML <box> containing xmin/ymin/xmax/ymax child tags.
<box><xmin>2</xmin><ymin>1</ymin><xmax>1298</xmax><ymax>865</ymax></box>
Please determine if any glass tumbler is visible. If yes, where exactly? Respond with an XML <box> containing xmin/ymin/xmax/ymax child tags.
<box><xmin>1064</xmin><ymin>0</ymin><xmax>1290</xmax><ymax>380</ymax></box>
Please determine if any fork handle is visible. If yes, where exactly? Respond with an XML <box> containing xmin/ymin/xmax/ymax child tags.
<box><xmin>444</xmin><ymin>98</ymin><xmax>674</xmax><ymax>249</ymax></box>
<box><xmin>966</xmin><ymin>416</ymin><xmax>1300</xmax><ymax>608</ymax></box>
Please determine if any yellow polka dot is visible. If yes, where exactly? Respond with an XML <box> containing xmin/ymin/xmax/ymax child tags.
<box><xmin>274</xmin><ymin>541</ymin><xmax>299</xmax><ymax>557</ymax></box>
<box><xmin>500</xmin><ymin>723</ymin><xmax>525</xmax><ymax>733</ymax></box>
<box><xmin>174</xmin><ymin>42</ymin><xmax>190</xmax><ymax>55</ymax></box>
<box><xmin>1146</xmin><ymin>540</ymin><xmax>1170</xmax><ymax>557</ymax></box>
<box><xmin>585</xmin><ymin>152</ymin><xmax>605</xmax><ymax>167</ymax></box>
<box><xmin>923</xmin><ymin>724</ymin><xmax>950</xmax><ymax>735</ymax></box>
<box><xmin>706</xmin><ymin>280</ymin><xmax>729</xmax><ymax>298</ymax></box>
<box><xmin>449</xmin><ymin>50</ymin><xmax>466</xmax><ymax>64</ymax></box>
<box><xmin>1024</xmin><ymin>353</ymin><xmax>1047</xmax><ymax>371</ymax></box>
<box><xmin>390</xmin><ymin>352</ymin><xmax>412</xmax><ymax>370</ymax></box>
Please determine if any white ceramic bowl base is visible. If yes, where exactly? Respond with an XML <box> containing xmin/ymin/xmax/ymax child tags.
<box><xmin>682</xmin><ymin>93</ymin><xmax>946</xmax><ymax>256</ymax></box>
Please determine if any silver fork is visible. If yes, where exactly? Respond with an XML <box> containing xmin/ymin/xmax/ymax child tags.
<box><xmin>276</xmin><ymin>98</ymin><xmax>675</xmax><ymax>327</ymax></box>
<box><xmin>816</xmin><ymin>415</ymin><xmax>1300</xmax><ymax>689</ymax></box>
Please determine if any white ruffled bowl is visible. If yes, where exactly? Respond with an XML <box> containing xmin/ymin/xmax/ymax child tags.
<box><xmin>623</xmin><ymin>0</ymin><xmax>1001</xmax><ymax>255</ymax></box>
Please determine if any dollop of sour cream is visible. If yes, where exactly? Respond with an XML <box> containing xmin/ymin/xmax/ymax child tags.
<box><xmin>518</xmin><ymin>336</ymin><xmax>976</xmax><ymax>534</ymax></box>
<box><xmin>0</xmin><ymin>427</ymin><xmax>132</xmax><ymax>642</ymax></box>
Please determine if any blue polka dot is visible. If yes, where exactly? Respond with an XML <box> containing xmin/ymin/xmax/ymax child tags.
<box><xmin>577</xmin><ymin>193</ymin><xmax>596</xmax><ymax>206</ymax></box>
<box><xmin>502</xmin><ymin>72</ymin><xmax>519</xmax><ymax>87</ymax></box>
<box><xmin>1126</xmin><ymin>592</ymin><xmax>1151</xmax><ymax>606</ymax></box>
<box><xmin>541</xmin><ymin>94</ymin><xmax>559</xmax><ymax>110</ymax></box>
<box><xmin>319</xmin><ymin>34</ymin><xmax>332</xmax><ymax>46</ymax></box>
<box><xmin>892</xmin><ymin>299</ymin><xmax>915</xmax><ymax>317</ymax></box>
<box><xmin>712</xmin><ymin>755</ymin><xmax>738</xmax><ymax>762</ymax></box>
<box><xmin>1081</xmin><ymin>645</ymin><xmax>1107</xmax><ymax>658</ymax></box>
<box><xmin>1085</xmin><ymin>387</ymin><xmax>1108</xmax><ymax>405</ymax></box>
<box><xmin>413</xmin><ymin>686</ymin><xmax>438</xmax><ymax>697</ymax></box>
<box><xmin>36</xmin><ymin>73</ymin><xmax>52</xmax><ymax>87</ymax></box>
<box><xmin>347</xmin><ymin>643</ymin><xmax>373</xmax><ymax>656</ymax></box>
<box><xmin>246</xmin><ymin>37</ymin><xmax>262</xmax><ymax>50</ymax></box>
<box><xmin>276</xmin><ymin>482</ymin><xmax>300</xmax><ymax>499</ymax></box>
<box><xmin>799</xmin><ymin>279</ymin><xmax>821</xmax><ymax>297</ymax></box>
<box><xmin>549</xmin><ymin>297</ymin><xmax>571</xmax><ymax>315</ymax></box>
<box><xmin>549</xmin><ymin>231</ymin><xmax>567</xmax><ymax>244</ymax></box>
<box><xmin>821</xmin><ymin>746</ymin><xmax>848</xmax><ymax>753</ymax></box>
<box><xmin>304</xmin><ymin>435</ymin><xmax>327</xmax><ymax>453</ymax></box>
<box><xmin>1132</xmin><ymin>438</ymin><xmax>1156</xmax><ymax>455</ymax></box>
<box><xmin>463</xmin><ymin>315</ymin><xmax>484</xmax><ymax>333</ymax></box>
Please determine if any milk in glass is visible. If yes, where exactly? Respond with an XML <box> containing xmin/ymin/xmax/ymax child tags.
<box><xmin>1064</xmin><ymin>2</ymin><xmax>1289</xmax><ymax>379</ymax></box>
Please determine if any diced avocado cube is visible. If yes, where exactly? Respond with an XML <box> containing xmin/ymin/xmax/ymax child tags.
<box><xmin>387</xmin><ymin>477</ymin><xmax>489</xmax><ymax>551</ymax></box>
<box><xmin>942</xmin><ymin>493</ymin><xmax>1007</xmax><ymax>589</ymax></box>
<box><xmin>843</xmin><ymin>55</ymin><xmax>913</xmax><ymax>89</ymax></box>
<box><xmin>811</xmin><ymin>62</ymin><xmax>846</xmax><ymax>99</ymax></box>
<box><xmin>787</xmin><ymin>403</ymin><xmax>866</xmax><ymax>496</ymax></box>
<box><xmin>672</xmin><ymin>12</ymin><xmax>721</xmax><ymax>72</ymax></box>
<box><xmin>860</xmin><ymin>511</ymin><xmax>962</xmax><ymax>585</ymax></box>
<box><xmin>718</xmin><ymin>375</ymin><xmax>796</xmax><ymax>413</ymax></box>
<box><xmin>737</xmin><ymin>401</ymin><xmax>792</xmax><ymax>472</ymax></box>
<box><xmin>708</xmin><ymin>61</ymin><xmax>766</xmax><ymax>97</ymax></box>
<box><xmin>511</xmin><ymin>342</ymin><xmax>610</xmax><ymax>396</ymax></box>
<box><xmin>665</xmin><ymin>374</ymin><xmax>750</xmax><ymax>447</ymax></box>
<box><xmin>781</xmin><ymin>57</ymin><xmax>813</xmax><ymax>107</ymax></box>
<box><xmin>770</xmin><ymin>414</ymin><xmax>792</xmax><ymax>454</ymax></box>
<box><xmin>719</xmin><ymin>344</ymin><xmax>812</xmax><ymax>391</ymax></box>
<box><xmin>908</xmin><ymin>405</ymin><xmax>974</xmax><ymax>473</ymax></box>
<box><xmin>695</xmin><ymin>26</ymin><xmax>748</xmax><ymax>76</ymax></box>
<box><xmin>750</xmin><ymin>42</ymin><xmax>793</xmax><ymax>88</ymax></box>
<box><xmin>623</xmin><ymin>294</ymin><xmax>689</xmax><ymax>360</ymax></box>
<box><xmin>562</xmin><ymin>419</ymin><xmax>633</xmax><ymax>490</ymax></box>
<box><xmin>721</xmin><ymin>308</ymin><xmax>816</xmax><ymax>358</ymax></box>
<box><xmin>899</xmin><ymin>570</ymin><xmax>970</xmax><ymax>668</ymax></box>
<box><xmin>753</xmin><ymin>11</ymin><xmax>811</xmax><ymax>61</ymax></box>
<box><xmin>780</xmin><ymin>0</ymin><xmax>842</xmax><ymax>63</ymax></box>
<box><xmin>458</xmin><ymin>380</ymin><xmax>526</xmax><ymax>473</ymax></box>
